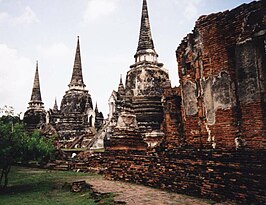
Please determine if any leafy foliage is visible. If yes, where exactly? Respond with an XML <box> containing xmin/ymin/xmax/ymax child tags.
<box><xmin>21</xmin><ymin>130</ymin><xmax>55</xmax><ymax>163</ymax></box>
<box><xmin>0</xmin><ymin>116</ymin><xmax>55</xmax><ymax>189</ymax></box>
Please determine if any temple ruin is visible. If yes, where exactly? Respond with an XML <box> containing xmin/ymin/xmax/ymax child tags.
<box><xmin>48</xmin><ymin>37</ymin><xmax>103</xmax><ymax>148</ymax></box>
<box><xmin>23</xmin><ymin>61</ymin><xmax>46</xmax><ymax>131</ymax></box>
<box><xmin>105</xmin><ymin>0</ymin><xmax>170</xmax><ymax>151</ymax></box>
<box><xmin>24</xmin><ymin>37</ymin><xmax>104</xmax><ymax>148</ymax></box>
<box><xmin>23</xmin><ymin>0</ymin><xmax>266</xmax><ymax>204</ymax></box>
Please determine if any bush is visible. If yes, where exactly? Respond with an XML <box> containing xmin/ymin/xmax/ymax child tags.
<box><xmin>0</xmin><ymin>116</ymin><xmax>55</xmax><ymax>189</ymax></box>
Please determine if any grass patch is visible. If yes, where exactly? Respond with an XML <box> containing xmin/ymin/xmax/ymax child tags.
<box><xmin>0</xmin><ymin>166</ymin><xmax>114</xmax><ymax>205</ymax></box>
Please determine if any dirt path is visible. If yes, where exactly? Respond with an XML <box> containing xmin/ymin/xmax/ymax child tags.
<box><xmin>83</xmin><ymin>177</ymin><xmax>228</xmax><ymax>205</ymax></box>
<box><xmin>16</xmin><ymin>166</ymin><xmax>232</xmax><ymax>204</ymax></box>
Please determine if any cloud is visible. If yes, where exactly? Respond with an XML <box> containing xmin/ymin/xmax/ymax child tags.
<box><xmin>184</xmin><ymin>2</ymin><xmax>198</xmax><ymax>19</ymax></box>
<box><xmin>37</xmin><ymin>43</ymin><xmax>72</xmax><ymax>59</ymax></box>
<box><xmin>0</xmin><ymin>12</ymin><xmax>9</xmax><ymax>22</ymax></box>
<box><xmin>13</xmin><ymin>6</ymin><xmax>39</xmax><ymax>24</ymax></box>
<box><xmin>0</xmin><ymin>6</ymin><xmax>39</xmax><ymax>25</ymax></box>
<box><xmin>173</xmin><ymin>0</ymin><xmax>202</xmax><ymax>20</ymax></box>
<box><xmin>36</xmin><ymin>43</ymin><xmax>73</xmax><ymax>109</ymax></box>
<box><xmin>0</xmin><ymin>42</ymin><xmax>73</xmax><ymax>114</ymax></box>
<box><xmin>83</xmin><ymin>0</ymin><xmax>119</xmax><ymax>23</ymax></box>
<box><xmin>0</xmin><ymin>44</ymin><xmax>34</xmax><ymax>114</ymax></box>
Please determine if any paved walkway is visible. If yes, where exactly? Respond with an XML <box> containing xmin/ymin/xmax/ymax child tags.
<box><xmin>83</xmin><ymin>177</ymin><xmax>232</xmax><ymax>205</ymax></box>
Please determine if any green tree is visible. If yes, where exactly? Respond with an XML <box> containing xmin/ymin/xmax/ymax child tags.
<box><xmin>0</xmin><ymin>115</ymin><xmax>55</xmax><ymax>189</ymax></box>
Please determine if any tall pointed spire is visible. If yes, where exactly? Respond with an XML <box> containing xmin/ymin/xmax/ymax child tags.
<box><xmin>133</xmin><ymin>0</ymin><xmax>159</xmax><ymax>65</ymax></box>
<box><xmin>119</xmin><ymin>74</ymin><xmax>123</xmax><ymax>85</ymax></box>
<box><xmin>137</xmin><ymin>0</ymin><xmax>154</xmax><ymax>52</ymax></box>
<box><xmin>95</xmin><ymin>102</ymin><xmax>98</xmax><ymax>113</ymax></box>
<box><xmin>28</xmin><ymin>61</ymin><xmax>44</xmax><ymax>109</ymax></box>
<box><xmin>69</xmin><ymin>36</ymin><xmax>86</xmax><ymax>90</ymax></box>
<box><xmin>53</xmin><ymin>98</ymin><xmax>58</xmax><ymax>111</ymax></box>
<box><xmin>118</xmin><ymin>74</ymin><xmax>125</xmax><ymax>96</ymax></box>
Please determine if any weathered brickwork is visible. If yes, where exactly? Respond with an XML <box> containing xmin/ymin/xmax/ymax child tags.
<box><xmin>101</xmin><ymin>149</ymin><xmax>266</xmax><ymax>204</ymax></box>
<box><xmin>50</xmin><ymin>147</ymin><xmax>266</xmax><ymax>204</ymax></box>
<box><xmin>161</xmin><ymin>87</ymin><xmax>184</xmax><ymax>149</ymax></box>
<box><xmin>176</xmin><ymin>1</ymin><xmax>266</xmax><ymax>149</ymax></box>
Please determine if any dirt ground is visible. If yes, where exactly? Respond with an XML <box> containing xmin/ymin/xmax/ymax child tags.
<box><xmin>15</xmin><ymin>166</ymin><xmax>233</xmax><ymax>204</ymax></box>
<box><xmin>84</xmin><ymin>177</ymin><xmax>233</xmax><ymax>205</ymax></box>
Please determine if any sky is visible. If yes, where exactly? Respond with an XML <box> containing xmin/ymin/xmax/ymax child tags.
<box><xmin>0</xmin><ymin>0</ymin><xmax>254</xmax><ymax>117</ymax></box>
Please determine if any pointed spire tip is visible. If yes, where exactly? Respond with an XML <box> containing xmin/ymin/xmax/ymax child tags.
<box><xmin>136</xmin><ymin>0</ymin><xmax>155</xmax><ymax>52</ymax></box>
<box><xmin>120</xmin><ymin>74</ymin><xmax>123</xmax><ymax>84</ymax></box>
<box><xmin>69</xmin><ymin>37</ymin><xmax>85</xmax><ymax>88</ymax></box>
<box><xmin>29</xmin><ymin>61</ymin><xmax>43</xmax><ymax>106</ymax></box>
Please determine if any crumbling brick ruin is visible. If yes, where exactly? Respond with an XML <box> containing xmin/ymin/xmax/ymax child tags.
<box><xmin>24</xmin><ymin>37</ymin><xmax>104</xmax><ymax>148</ymax></box>
<box><xmin>24</xmin><ymin>0</ymin><xmax>266</xmax><ymax>204</ymax></box>
<box><xmin>48</xmin><ymin>37</ymin><xmax>97</xmax><ymax>147</ymax></box>
<box><xmin>104</xmin><ymin>0</ymin><xmax>170</xmax><ymax>152</ymax></box>
<box><xmin>176</xmin><ymin>1</ymin><xmax>266</xmax><ymax>150</ymax></box>
<box><xmin>23</xmin><ymin>61</ymin><xmax>46</xmax><ymax>131</ymax></box>
<box><xmin>96</xmin><ymin>1</ymin><xmax>266</xmax><ymax>204</ymax></box>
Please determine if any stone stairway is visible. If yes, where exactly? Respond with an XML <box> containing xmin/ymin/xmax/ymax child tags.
<box><xmin>84</xmin><ymin>120</ymin><xmax>111</xmax><ymax>150</ymax></box>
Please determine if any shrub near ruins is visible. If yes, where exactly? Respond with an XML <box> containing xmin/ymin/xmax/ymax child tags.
<box><xmin>0</xmin><ymin>115</ymin><xmax>55</xmax><ymax>190</ymax></box>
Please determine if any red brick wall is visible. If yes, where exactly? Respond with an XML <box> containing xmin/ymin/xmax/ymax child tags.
<box><xmin>102</xmin><ymin>149</ymin><xmax>266</xmax><ymax>204</ymax></box>
<box><xmin>161</xmin><ymin>87</ymin><xmax>184</xmax><ymax>149</ymax></box>
<box><xmin>176</xmin><ymin>0</ymin><xmax>266</xmax><ymax>150</ymax></box>
<box><xmin>55</xmin><ymin>149</ymin><xmax>266</xmax><ymax>204</ymax></box>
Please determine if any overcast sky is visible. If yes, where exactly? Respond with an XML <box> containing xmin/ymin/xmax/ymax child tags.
<box><xmin>0</xmin><ymin>0</ymin><xmax>254</xmax><ymax>117</ymax></box>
